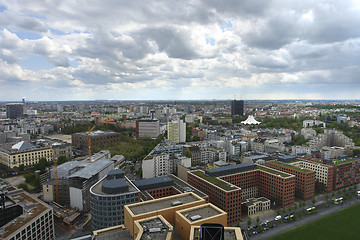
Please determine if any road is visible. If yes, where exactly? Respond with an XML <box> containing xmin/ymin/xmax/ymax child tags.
<box><xmin>247</xmin><ymin>194</ymin><xmax>360</xmax><ymax>240</ymax></box>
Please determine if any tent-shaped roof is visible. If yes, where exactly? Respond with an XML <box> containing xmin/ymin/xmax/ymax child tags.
<box><xmin>11</xmin><ymin>141</ymin><xmax>33</xmax><ymax>151</ymax></box>
<box><xmin>241</xmin><ymin>115</ymin><xmax>261</xmax><ymax>125</ymax></box>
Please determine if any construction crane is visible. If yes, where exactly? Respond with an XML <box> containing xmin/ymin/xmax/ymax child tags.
<box><xmin>88</xmin><ymin>125</ymin><xmax>96</xmax><ymax>163</ymax></box>
<box><xmin>49</xmin><ymin>145</ymin><xmax>59</xmax><ymax>203</ymax></box>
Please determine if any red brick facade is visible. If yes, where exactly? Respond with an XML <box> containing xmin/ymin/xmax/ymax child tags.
<box><xmin>332</xmin><ymin>160</ymin><xmax>360</xmax><ymax>190</ymax></box>
<box><xmin>146</xmin><ymin>186</ymin><xmax>182</xmax><ymax>199</ymax></box>
<box><xmin>265</xmin><ymin>161</ymin><xmax>315</xmax><ymax>200</ymax></box>
<box><xmin>188</xmin><ymin>167</ymin><xmax>295</xmax><ymax>224</ymax></box>
<box><xmin>187</xmin><ymin>172</ymin><xmax>242</xmax><ymax>225</ymax></box>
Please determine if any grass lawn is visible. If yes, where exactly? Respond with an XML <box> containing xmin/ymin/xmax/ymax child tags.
<box><xmin>270</xmin><ymin>203</ymin><xmax>360</xmax><ymax>240</ymax></box>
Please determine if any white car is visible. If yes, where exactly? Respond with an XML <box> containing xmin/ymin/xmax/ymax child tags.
<box><xmin>275</xmin><ymin>215</ymin><xmax>282</xmax><ymax>221</ymax></box>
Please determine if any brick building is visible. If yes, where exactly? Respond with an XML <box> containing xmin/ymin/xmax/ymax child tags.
<box><xmin>187</xmin><ymin>163</ymin><xmax>295</xmax><ymax>225</ymax></box>
<box><xmin>71</xmin><ymin>130</ymin><xmax>121</xmax><ymax>152</ymax></box>
<box><xmin>266</xmin><ymin>160</ymin><xmax>316</xmax><ymax>200</ymax></box>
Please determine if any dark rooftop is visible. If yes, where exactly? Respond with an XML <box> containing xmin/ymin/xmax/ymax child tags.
<box><xmin>133</xmin><ymin>176</ymin><xmax>174</xmax><ymax>191</ymax></box>
<box><xmin>205</xmin><ymin>163</ymin><xmax>256</xmax><ymax>177</ymax></box>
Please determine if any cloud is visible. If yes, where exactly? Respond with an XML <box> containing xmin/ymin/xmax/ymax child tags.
<box><xmin>0</xmin><ymin>0</ymin><xmax>358</xmax><ymax>101</ymax></box>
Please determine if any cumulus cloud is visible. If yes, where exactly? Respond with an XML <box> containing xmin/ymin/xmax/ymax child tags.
<box><xmin>0</xmin><ymin>0</ymin><xmax>359</xmax><ymax>100</ymax></box>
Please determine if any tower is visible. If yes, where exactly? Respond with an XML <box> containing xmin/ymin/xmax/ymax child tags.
<box><xmin>231</xmin><ymin>100</ymin><xmax>244</xmax><ymax>116</ymax></box>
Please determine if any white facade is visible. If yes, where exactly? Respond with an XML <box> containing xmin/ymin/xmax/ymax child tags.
<box><xmin>70</xmin><ymin>187</ymin><xmax>83</xmax><ymax>210</ymax></box>
<box><xmin>142</xmin><ymin>154</ymin><xmax>172</xmax><ymax>178</ymax></box>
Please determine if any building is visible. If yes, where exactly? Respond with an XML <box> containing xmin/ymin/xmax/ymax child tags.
<box><xmin>124</xmin><ymin>192</ymin><xmax>206</xmax><ymax>237</ymax></box>
<box><xmin>72</xmin><ymin>130</ymin><xmax>121</xmax><ymax>152</ymax></box>
<box><xmin>167</xmin><ymin>120</ymin><xmax>186</xmax><ymax>144</ymax></box>
<box><xmin>90</xmin><ymin>169</ymin><xmax>141</xmax><ymax>230</ymax></box>
<box><xmin>188</xmin><ymin>163</ymin><xmax>295</xmax><ymax>224</ymax></box>
<box><xmin>142</xmin><ymin>154</ymin><xmax>173</xmax><ymax>178</ymax></box>
<box><xmin>69</xmin><ymin>160</ymin><xmax>114</xmax><ymax>212</ymax></box>
<box><xmin>136</xmin><ymin>119</ymin><xmax>160</xmax><ymax>139</ymax></box>
<box><xmin>5</xmin><ymin>104</ymin><xmax>24</xmax><ymax>119</ymax></box>
<box><xmin>0</xmin><ymin>141</ymin><xmax>52</xmax><ymax>169</ymax></box>
<box><xmin>266</xmin><ymin>160</ymin><xmax>315</xmax><ymax>200</ymax></box>
<box><xmin>330</xmin><ymin>158</ymin><xmax>360</xmax><ymax>190</ymax></box>
<box><xmin>132</xmin><ymin>175</ymin><xmax>208</xmax><ymax>202</ymax></box>
<box><xmin>289</xmin><ymin>158</ymin><xmax>334</xmax><ymax>193</ymax></box>
<box><xmin>241</xmin><ymin>197</ymin><xmax>270</xmax><ymax>216</ymax></box>
<box><xmin>0</xmin><ymin>187</ymin><xmax>54</xmax><ymax>240</ymax></box>
<box><xmin>231</xmin><ymin>100</ymin><xmax>244</xmax><ymax>117</ymax></box>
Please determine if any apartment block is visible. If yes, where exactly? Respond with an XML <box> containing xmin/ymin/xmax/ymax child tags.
<box><xmin>266</xmin><ymin>160</ymin><xmax>316</xmax><ymax>200</ymax></box>
<box><xmin>330</xmin><ymin>158</ymin><xmax>360</xmax><ymax>190</ymax></box>
<box><xmin>167</xmin><ymin>120</ymin><xmax>186</xmax><ymax>144</ymax></box>
<box><xmin>142</xmin><ymin>154</ymin><xmax>173</xmax><ymax>178</ymax></box>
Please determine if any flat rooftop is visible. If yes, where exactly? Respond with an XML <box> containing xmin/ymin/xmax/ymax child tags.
<box><xmin>138</xmin><ymin>217</ymin><xmax>171</xmax><ymax>240</ymax></box>
<box><xmin>193</xmin><ymin>227</ymin><xmax>241</xmax><ymax>240</ymax></box>
<box><xmin>181</xmin><ymin>205</ymin><xmax>222</xmax><ymax>222</ymax></box>
<box><xmin>168</xmin><ymin>174</ymin><xmax>208</xmax><ymax>199</ymax></box>
<box><xmin>93</xmin><ymin>225</ymin><xmax>133</xmax><ymax>240</ymax></box>
<box><xmin>332</xmin><ymin>158</ymin><xmax>360</xmax><ymax>165</ymax></box>
<box><xmin>128</xmin><ymin>193</ymin><xmax>201</xmax><ymax>216</ymax></box>
<box><xmin>270</xmin><ymin>161</ymin><xmax>311</xmax><ymax>173</ymax></box>
<box><xmin>1</xmin><ymin>190</ymin><xmax>51</xmax><ymax>239</ymax></box>
<box><xmin>191</xmin><ymin>171</ymin><xmax>238</xmax><ymax>191</ymax></box>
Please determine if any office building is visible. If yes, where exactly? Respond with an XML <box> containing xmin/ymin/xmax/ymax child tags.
<box><xmin>90</xmin><ymin>169</ymin><xmax>141</xmax><ymax>230</ymax></box>
<box><xmin>188</xmin><ymin>163</ymin><xmax>295</xmax><ymax>224</ymax></box>
<box><xmin>5</xmin><ymin>104</ymin><xmax>24</xmax><ymax>119</ymax></box>
<box><xmin>329</xmin><ymin>158</ymin><xmax>360</xmax><ymax>190</ymax></box>
<box><xmin>0</xmin><ymin>188</ymin><xmax>54</xmax><ymax>240</ymax></box>
<box><xmin>266</xmin><ymin>160</ymin><xmax>315</xmax><ymax>200</ymax></box>
<box><xmin>231</xmin><ymin>100</ymin><xmax>244</xmax><ymax>117</ymax></box>
<box><xmin>72</xmin><ymin>130</ymin><xmax>121</xmax><ymax>152</ymax></box>
<box><xmin>135</xmin><ymin>119</ymin><xmax>160</xmax><ymax>139</ymax></box>
<box><xmin>167</xmin><ymin>120</ymin><xmax>186</xmax><ymax>144</ymax></box>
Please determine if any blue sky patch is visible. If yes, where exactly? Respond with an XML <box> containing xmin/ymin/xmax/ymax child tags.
<box><xmin>206</xmin><ymin>37</ymin><xmax>215</xmax><ymax>46</ymax></box>
<box><xmin>15</xmin><ymin>31</ymin><xmax>42</xmax><ymax>40</ymax></box>
<box><xmin>221</xmin><ymin>20</ymin><xmax>233</xmax><ymax>32</ymax></box>
<box><xmin>0</xmin><ymin>5</ymin><xmax>7</xmax><ymax>12</ymax></box>
<box><xmin>21</xmin><ymin>55</ymin><xmax>54</xmax><ymax>71</ymax></box>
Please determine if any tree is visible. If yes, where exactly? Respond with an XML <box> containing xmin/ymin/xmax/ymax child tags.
<box><xmin>18</xmin><ymin>164</ymin><xmax>25</xmax><ymax>172</ymax></box>
<box><xmin>57</xmin><ymin>155</ymin><xmax>68</xmax><ymax>165</ymax></box>
<box><xmin>294</xmin><ymin>203</ymin><xmax>298</xmax><ymax>210</ymax></box>
<box><xmin>247</xmin><ymin>219</ymin><xmax>252</xmax><ymax>227</ymax></box>
<box><xmin>287</xmin><ymin>207</ymin><xmax>292</xmax><ymax>213</ymax></box>
<box><xmin>256</xmin><ymin>217</ymin><xmax>260</xmax><ymax>225</ymax></box>
<box><xmin>331</xmin><ymin>199</ymin><xmax>335</xmax><ymax>206</ymax></box>
<box><xmin>299</xmin><ymin>212</ymin><xmax>303</xmax><ymax>219</ymax></box>
<box><xmin>325</xmin><ymin>194</ymin><xmax>329</xmax><ymax>201</ymax></box>
<box><xmin>332</xmin><ymin>192</ymin><xmax>335</xmax><ymax>197</ymax></box>
<box><xmin>337</xmin><ymin>189</ymin><xmax>341</xmax><ymax>196</ymax></box>
<box><xmin>324</xmin><ymin>202</ymin><xmax>328</xmax><ymax>208</ymax></box>
<box><xmin>257</xmin><ymin>226</ymin><xmax>263</xmax><ymax>233</ymax></box>
<box><xmin>130</xmin><ymin>165</ymin><xmax>135</xmax><ymax>172</ymax></box>
<box><xmin>35</xmin><ymin>157</ymin><xmax>48</xmax><ymax>173</ymax></box>
<box><xmin>282</xmin><ymin>208</ymin><xmax>286</xmax><ymax>214</ymax></box>
<box><xmin>267</xmin><ymin>222</ymin><xmax>271</xmax><ymax>228</ymax></box>
<box><xmin>312</xmin><ymin>198</ymin><xmax>316</xmax><ymax>206</ymax></box>
<box><xmin>293</xmin><ymin>214</ymin><xmax>297</xmax><ymax>221</ymax></box>
<box><xmin>184</xmin><ymin>149</ymin><xmax>192</xmax><ymax>158</ymax></box>
<box><xmin>18</xmin><ymin>183</ymin><xmax>29</xmax><ymax>192</ymax></box>
<box><xmin>276</xmin><ymin>209</ymin><xmax>281</xmax><ymax>215</ymax></box>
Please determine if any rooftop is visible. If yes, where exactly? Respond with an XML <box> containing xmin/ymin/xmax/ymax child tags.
<box><xmin>0</xmin><ymin>189</ymin><xmax>52</xmax><ymax>239</ymax></box>
<box><xmin>181</xmin><ymin>205</ymin><xmax>222</xmax><ymax>222</ymax></box>
<box><xmin>69</xmin><ymin>160</ymin><xmax>113</xmax><ymax>180</ymax></box>
<box><xmin>257</xmin><ymin>165</ymin><xmax>292</xmax><ymax>178</ymax></box>
<box><xmin>91</xmin><ymin>174</ymin><xmax>138</xmax><ymax>196</ymax></box>
<box><xmin>137</xmin><ymin>217</ymin><xmax>172</xmax><ymax>240</ymax></box>
<box><xmin>128</xmin><ymin>193</ymin><xmax>202</xmax><ymax>216</ymax></box>
<box><xmin>190</xmin><ymin>171</ymin><xmax>238</xmax><ymax>191</ymax></box>
<box><xmin>332</xmin><ymin>158</ymin><xmax>360</xmax><ymax>165</ymax></box>
<box><xmin>270</xmin><ymin>161</ymin><xmax>311</xmax><ymax>173</ymax></box>
<box><xmin>167</xmin><ymin>174</ymin><xmax>208</xmax><ymax>199</ymax></box>
<box><xmin>93</xmin><ymin>225</ymin><xmax>133</xmax><ymax>240</ymax></box>
<box><xmin>192</xmin><ymin>226</ymin><xmax>243</xmax><ymax>240</ymax></box>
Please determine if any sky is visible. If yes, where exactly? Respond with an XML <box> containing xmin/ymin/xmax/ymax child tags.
<box><xmin>0</xmin><ymin>0</ymin><xmax>359</xmax><ymax>101</ymax></box>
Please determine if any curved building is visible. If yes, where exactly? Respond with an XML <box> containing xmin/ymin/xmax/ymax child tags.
<box><xmin>90</xmin><ymin>169</ymin><xmax>140</xmax><ymax>230</ymax></box>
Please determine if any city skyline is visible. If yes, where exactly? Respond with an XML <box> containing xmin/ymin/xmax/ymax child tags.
<box><xmin>0</xmin><ymin>0</ymin><xmax>359</xmax><ymax>101</ymax></box>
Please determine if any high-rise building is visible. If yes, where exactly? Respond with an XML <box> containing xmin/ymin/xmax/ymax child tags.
<box><xmin>136</xmin><ymin>119</ymin><xmax>160</xmax><ymax>139</ymax></box>
<box><xmin>231</xmin><ymin>100</ymin><xmax>244</xmax><ymax>116</ymax></box>
<box><xmin>167</xmin><ymin>119</ymin><xmax>186</xmax><ymax>143</ymax></box>
<box><xmin>6</xmin><ymin>103</ymin><xmax>24</xmax><ymax>119</ymax></box>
